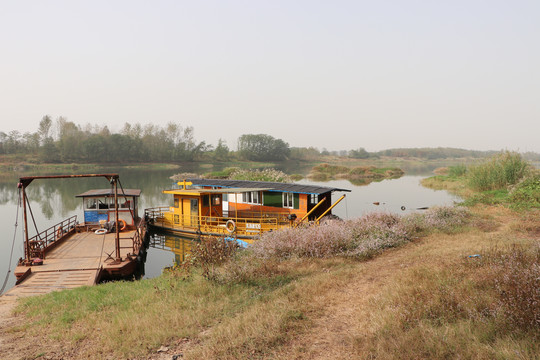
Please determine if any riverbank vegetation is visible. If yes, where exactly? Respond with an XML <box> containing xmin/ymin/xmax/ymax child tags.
<box><xmin>308</xmin><ymin>163</ymin><xmax>404</xmax><ymax>185</ymax></box>
<box><xmin>423</xmin><ymin>151</ymin><xmax>540</xmax><ymax>210</ymax></box>
<box><xmin>2</xmin><ymin>152</ymin><xmax>538</xmax><ymax>359</ymax></box>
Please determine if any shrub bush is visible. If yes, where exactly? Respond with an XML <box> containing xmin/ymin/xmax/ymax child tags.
<box><xmin>468</xmin><ymin>151</ymin><xmax>529</xmax><ymax>191</ymax></box>
<box><xmin>509</xmin><ymin>171</ymin><xmax>540</xmax><ymax>209</ymax></box>
<box><xmin>190</xmin><ymin>237</ymin><xmax>240</xmax><ymax>279</ymax></box>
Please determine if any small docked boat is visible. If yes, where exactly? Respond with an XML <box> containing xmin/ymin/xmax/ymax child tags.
<box><xmin>145</xmin><ymin>178</ymin><xmax>350</xmax><ymax>240</ymax></box>
<box><xmin>9</xmin><ymin>174</ymin><xmax>146</xmax><ymax>297</ymax></box>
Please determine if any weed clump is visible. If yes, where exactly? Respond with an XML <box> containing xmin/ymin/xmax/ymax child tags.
<box><xmin>468</xmin><ymin>151</ymin><xmax>529</xmax><ymax>191</ymax></box>
<box><xmin>448</xmin><ymin>164</ymin><xmax>467</xmax><ymax>177</ymax></box>
<box><xmin>508</xmin><ymin>170</ymin><xmax>540</xmax><ymax>209</ymax></box>
<box><xmin>190</xmin><ymin>237</ymin><xmax>240</xmax><ymax>279</ymax></box>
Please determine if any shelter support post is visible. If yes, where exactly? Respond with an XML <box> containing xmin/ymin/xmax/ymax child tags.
<box><xmin>295</xmin><ymin>197</ymin><xmax>327</xmax><ymax>227</ymax></box>
<box><xmin>316</xmin><ymin>195</ymin><xmax>346</xmax><ymax>224</ymax></box>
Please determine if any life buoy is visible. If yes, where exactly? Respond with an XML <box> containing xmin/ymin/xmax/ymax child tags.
<box><xmin>95</xmin><ymin>228</ymin><xmax>108</xmax><ymax>235</ymax></box>
<box><xmin>225</xmin><ymin>220</ymin><xmax>236</xmax><ymax>233</ymax></box>
<box><xmin>56</xmin><ymin>226</ymin><xmax>63</xmax><ymax>239</ymax></box>
<box><xmin>118</xmin><ymin>219</ymin><xmax>127</xmax><ymax>231</ymax></box>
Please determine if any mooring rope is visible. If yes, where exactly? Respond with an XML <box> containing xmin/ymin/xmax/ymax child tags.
<box><xmin>0</xmin><ymin>188</ymin><xmax>22</xmax><ymax>296</ymax></box>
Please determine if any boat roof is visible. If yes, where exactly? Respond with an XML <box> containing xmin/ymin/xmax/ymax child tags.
<box><xmin>185</xmin><ymin>178</ymin><xmax>351</xmax><ymax>195</ymax></box>
<box><xmin>75</xmin><ymin>189</ymin><xmax>142</xmax><ymax>198</ymax></box>
<box><xmin>164</xmin><ymin>187</ymin><xmax>272</xmax><ymax>196</ymax></box>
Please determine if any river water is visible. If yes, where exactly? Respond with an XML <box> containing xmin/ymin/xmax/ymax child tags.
<box><xmin>0</xmin><ymin>167</ymin><xmax>459</xmax><ymax>293</ymax></box>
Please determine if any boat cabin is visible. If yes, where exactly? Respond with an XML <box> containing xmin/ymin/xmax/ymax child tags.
<box><xmin>145</xmin><ymin>179</ymin><xmax>350</xmax><ymax>239</ymax></box>
<box><xmin>76</xmin><ymin>189</ymin><xmax>142</xmax><ymax>227</ymax></box>
<box><xmin>184</xmin><ymin>178</ymin><xmax>350</xmax><ymax>221</ymax></box>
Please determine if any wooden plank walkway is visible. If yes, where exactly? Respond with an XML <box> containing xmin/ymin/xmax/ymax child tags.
<box><xmin>3</xmin><ymin>230</ymin><xmax>138</xmax><ymax>298</ymax></box>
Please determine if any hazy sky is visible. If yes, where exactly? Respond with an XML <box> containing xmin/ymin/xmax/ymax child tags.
<box><xmin>1</xmin><ymin>1</ymin><xmax>539</xmax><ymax>152</ymax></box>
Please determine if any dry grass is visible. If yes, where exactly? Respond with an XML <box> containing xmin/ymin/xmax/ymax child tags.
<box><xmin>4</xmin><ymin>207</ymin><xmax>538</xmax><ymax>360</ymax></box>
<box><xmin>355</xmin><ymin>243</ymin><xmax>539</xmax><ymax>359</ymax></box>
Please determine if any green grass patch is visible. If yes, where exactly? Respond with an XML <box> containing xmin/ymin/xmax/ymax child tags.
<box><xmin>422</xmin><ymin>152</ymin><xmax>539</xmax><ymax>210</ymax></box>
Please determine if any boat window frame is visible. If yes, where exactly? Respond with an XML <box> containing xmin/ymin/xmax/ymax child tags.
<box><xmin>283</xmin><ymin>192</ymin><xmax>294</xmax><ymax>208</ymax></box>
<box><xmin>242</xmin><ymin>191</ymin><xmax>262</xmax><ymax>205</ymax></box>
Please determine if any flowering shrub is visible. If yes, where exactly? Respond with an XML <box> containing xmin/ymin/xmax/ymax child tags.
<box><xmin>419</xmin><ymin>206</ymin><xmax>471</xmax><ymax>233</ymax></box>
<box><xmin>229</xmin><ymin>168</ymin><xmax>293</xmax><ymax>183</ymax></box>
<box><xmin>346</xmin><ymin>212</ymin><xmax>410</xmax><ymax>258</ymax></box>
<box><xmin>250</xmin><ymin>206</ymin><xmax>470</xmax><ymax>261</ymax></box>
<box><xmin>251</xmin><ymin>221</ymin><xmax>353</xmax><ymax>259</ymax></box>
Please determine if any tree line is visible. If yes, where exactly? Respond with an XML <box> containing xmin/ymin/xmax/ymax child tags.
<box><xmin>0</xmin><ymin>116</ymin><xmax>294</xmax><ymax>163</ymax></box>
<box><xmin>1</xmin><ymin>116</ymin><xmax>537</xmax><ymax>164</ymax></box>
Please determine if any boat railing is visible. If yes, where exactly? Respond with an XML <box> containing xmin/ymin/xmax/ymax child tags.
<box><xmin>117</xmin><ymin>217</ymin><xmax>146</xmax><ymax>256</ymax></box>
<box><xmin>145</xmin><ymin>206</ymin><xmax>291</xmax><ymax>236</ymax></box>
<box><xmin>145</xmin><ymin>206</ymin><xmax>170</xmax><ymax>222</ymax></box>
<box><xmin>27</xmin><ymin>215</ymin><xmax>78</xmax><ymax>260</ymax></box>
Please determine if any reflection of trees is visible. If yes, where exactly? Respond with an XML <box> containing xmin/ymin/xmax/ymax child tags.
<box><xmin>0</xmin><ymin>168</ymin><xmax>183</xmax><ymax>220</ymax></box>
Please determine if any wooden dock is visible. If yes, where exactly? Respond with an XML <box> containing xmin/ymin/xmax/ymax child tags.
<box><xmin>4</xmin><ymin>229</ymin><xmax>143</xmax><ymax>298</ymax></box>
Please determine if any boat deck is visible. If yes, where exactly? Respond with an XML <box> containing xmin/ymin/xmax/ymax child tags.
<box><xmin>4</xmin><ymin>230</ymin><xmax>140</xmax><ymax>298</ymax></box>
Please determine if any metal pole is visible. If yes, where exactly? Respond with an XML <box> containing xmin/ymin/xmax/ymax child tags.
<box><xmin>316</xmin><ymin>194</ymin><xmax>346</xmax><ymax>224</ymax></box>
<box><xmin>296</xmin><ymin>197</ymin><xmax>327</xmax><ymax>226</ymax></box>
<box><xmin>22</xmin><ymin>186</ymin><xmax>30</xmax><ymax>263</ymax></box>
<box><xmin>114</xmin><ymin>179</ymin><xmax>121</xmax><ymax>261</ymax></box>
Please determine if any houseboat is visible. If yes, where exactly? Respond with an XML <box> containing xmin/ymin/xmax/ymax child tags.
<box><xmin>10</xmin><ymin>174</ymin><xmax>146</xmax><ymax>296</ymax></box>
<box><xmin>145</xmin><ymin>178</ymin><xmax>350</xmax><ymax>240</ymax></box>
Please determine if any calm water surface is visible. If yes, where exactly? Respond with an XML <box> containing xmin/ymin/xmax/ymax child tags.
<box><xmin>0</xmin><ymin>168</ymin><xmax>459</xmax><ymax>293</ymax></box>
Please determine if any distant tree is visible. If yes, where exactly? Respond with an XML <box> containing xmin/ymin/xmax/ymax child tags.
<box><xmin>3</xmin><ymin>130</ymin><xmax>22</xmax><ymax>154</ymax></box>
<box><xmin>237</xmin><ymin>134</ymin><xmax>290</xmax><ymax>161</ymax></box>
<box><xmin>349</xmin><ymin>147</ymin><xmax>370</xmax><ymax>159</ymax></box>
<box><xmin>290</xmin><ymin>147</ymin><xmax>321</xmax><ymax>161</ymax></box>
<box><xmin>39</xmin><ymin>141</ymin><xmax>60</xmax><ymax>162</ymax></box>
<box><xmin>213</xmin><ymin>139</ymin><xmax>230</xmax><ymax>161</ymax></box>
<box><xmin>38</xmin><ymin>115</ymin><xmax>53</xmax><ymax>144</ymax></box>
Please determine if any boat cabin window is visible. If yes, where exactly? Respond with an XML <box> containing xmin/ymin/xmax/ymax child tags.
<box><xmin>119</xmin><ymin>198</ymin><xmax>134</xmax><ymax>209</ymax></box>
<box><xmin>203</xmin><ymin>194</ymin><xmax>220</xmax><ymax>207</ymax></box>
<box><xmin>242</xmin><ymin>191</ymin><xmax>261</xmax><ymax>205</ymax></box>
<box><xmin>310</xmin><ymin>194</ymin><xmax>319</xmax><ymax>205</ymax></box>
<box><xmin>84</xmin><ymin>197</ymin><xmax>134</xmax><ymax>210</ymax></box>
<box><xmin>85</xmin><ymin>197</ymin><xmax>112</xmax><ymax>210</ymax></box>
<box><xmin>174</xmin><ymin>197</ymin><xmax>179</xmax><ymax>208</ymax></box>
<box><xmin>283</xmin><ymin>192</ymin><xmax>294</xmax><ymax>208</ymax></box>
<box><xmin>86</xmin><ymin>198</ymin><xmax>97</xmax><ymax>209</ymax></box>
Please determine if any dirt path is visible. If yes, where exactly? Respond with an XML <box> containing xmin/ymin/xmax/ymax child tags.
<box><xmin>272</xmin><ymin>241</ymin><xmax>423</xmax><ymax>360</ymax></box>
<box><xmin>0</xmin><ymin>295</ymin><xmax>33</xmax><ymax>360</ymax></box>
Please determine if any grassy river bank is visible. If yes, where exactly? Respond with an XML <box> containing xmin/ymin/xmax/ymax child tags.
<box><xmin>0</xmin><ymin>152</ymin><xmax>538</xmax><ymax>359</ymax></box>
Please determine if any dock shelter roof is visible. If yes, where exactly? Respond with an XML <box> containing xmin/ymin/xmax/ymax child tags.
<box><xmin>75</xmin><ymin>189</ymin><xmax>142</xmax><ymax>198</ymax></box>
<box><xmin>185</xmin><ymin>178</ymin><xmax>350</xmax><ymax>195</ymax></box>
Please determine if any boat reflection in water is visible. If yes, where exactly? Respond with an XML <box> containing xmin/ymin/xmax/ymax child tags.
<box><xmin>146</xmin><ymin>231</ymin><xmax>197</xmax><ymax>270</ymax></box>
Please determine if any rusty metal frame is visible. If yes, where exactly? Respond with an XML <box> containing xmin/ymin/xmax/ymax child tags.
<box><xmin>18</xmin><ymin>174</ymin><xmax>120</xmax><ymax>264</ymax></box>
